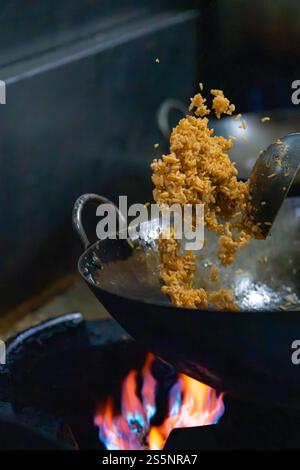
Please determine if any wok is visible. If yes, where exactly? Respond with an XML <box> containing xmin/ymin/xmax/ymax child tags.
<box><xmin>73</xmin><ymin>193</ymin><xmax>300</xmax><ymax>408</ymax></box>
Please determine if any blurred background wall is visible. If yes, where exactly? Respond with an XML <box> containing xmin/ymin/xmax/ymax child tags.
<box><xmin>0</xmin><ymin>0</ymin><xmax>199</xmax><ymax>314</ymax></box>
<box><xmin>200</xmin><ymin>0</ymin><xmax>300</xmax><ymax>111</ymax></box>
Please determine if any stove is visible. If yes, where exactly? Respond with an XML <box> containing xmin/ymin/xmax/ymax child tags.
<box><xmin>1</xmin><ymin>313</ymin><xmax>300</xmax><ymax>450</ymax></box>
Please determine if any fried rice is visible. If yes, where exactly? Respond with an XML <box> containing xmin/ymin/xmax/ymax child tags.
<box><xmin>151</xmin><ymin>85</ymin><xmax>261</xmax><ymax>311</ymax></box>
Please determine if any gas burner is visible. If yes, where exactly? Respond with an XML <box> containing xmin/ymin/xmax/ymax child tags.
<box><xmin>0</xmin><ymin>313</ymin><xmax>300</xmax><ymax>450</ymax></box>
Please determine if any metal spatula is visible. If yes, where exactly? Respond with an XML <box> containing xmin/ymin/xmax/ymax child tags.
<box><xmin>249</xmin><ymin>133</ymin><xmax>300</xmax><ymax>238</ymax></box>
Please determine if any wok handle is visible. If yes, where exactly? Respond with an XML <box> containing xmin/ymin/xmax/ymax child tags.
<box><xmin>157</xmin><ymin>98</ymin><xmax>187</xmax><ymax>140</ymax></box>
<box><xmin>72</xmin><ymin>193</ymin><xmax>126</xmax><ymax>249</ymax></box>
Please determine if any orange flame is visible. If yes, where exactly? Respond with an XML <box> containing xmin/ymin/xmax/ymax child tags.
<box><xmin>94</xmin><ymin>353</ymin><xmax>224</xmax><ymax>450</ymax></box>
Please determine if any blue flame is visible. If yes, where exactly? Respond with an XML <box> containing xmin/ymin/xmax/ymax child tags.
<box><xmin>169</xmin><ymin>381</ymin><xmax>183</xmax><ymax>417</ymax></box>
<box><xmin>145</xmin><ymin>403</ymin><xmax>156</xmax><ymax>423</ymax></box>
<box><xmin>127</xmin><ymin>411</ymin><xmax>146</xmax><ymax>431</ymax></box>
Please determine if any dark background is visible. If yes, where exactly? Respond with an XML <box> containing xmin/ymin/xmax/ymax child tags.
<box><xmin>1</xmin><ymin>0</ymin><xmax>299</xmax><ymax>110</ymax></box>
<box><xmin>0</xmin><ymin>0</ymin><xmax>299</xmax><ymax>314</ymax></box>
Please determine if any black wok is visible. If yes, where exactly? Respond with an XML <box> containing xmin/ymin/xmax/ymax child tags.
<box><xmin>73</xmin><ymin>193</ymin><xmax>300</xmax><ymax>408</ymax></box>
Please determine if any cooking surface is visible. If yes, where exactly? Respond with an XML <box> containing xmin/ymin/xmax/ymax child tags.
<box><xmin>81</xmin><ymin>197</ymin><xmax>300</xmax><ymax>311</ymax></box>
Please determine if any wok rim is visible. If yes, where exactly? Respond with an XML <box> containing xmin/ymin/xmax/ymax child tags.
<box><xmin>77</xmin><ymin>239</ymin><xmax>300</xmax><ymax>317</ymax></box>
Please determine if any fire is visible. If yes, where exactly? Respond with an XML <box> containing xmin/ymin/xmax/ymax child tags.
<box><xmin>94</xmin><ymin>353</ymin><xmax>224</xmax><ymax>450</ymax></box>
